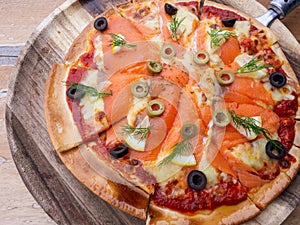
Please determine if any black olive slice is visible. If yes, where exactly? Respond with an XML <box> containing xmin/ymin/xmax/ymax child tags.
<box><xmin>94</xmin><ymin>17</ymin><xmax>108</xmax><ymax>31</ymax></box>
<box><xmin>279</xmin><ymin>159</ymin><xmax>291</xmax><ymax>169</ymax></box>
<box><xmin>265</xmin><ymin>140</ymin><xmax>286</xmax><ymax>160</ymax></box>
<box><xmin>66</xmin><ymin>85</ymin><xmax>85</xmax><ymax>100</ymax></box>
<box><xmin>269</xmin><ymin>72</ymin><xmax>287</xmax><ymax>88</ymax></box>
<box><xmin>109</xmin><ymin>143</ymin><xmax>129</xmax><ymax>159</ymax></box>
<box><xmin>187</xmin><ymin>170</ymin><xmax>207</xmax><ymax>191</ymax></box>
<box><xmin>164</xmin><ymin>3</ymin><xmax>178</xmax><ymax>15</ymax></box>
<box><xmin>222</xmin><ymin>18</ymin><xmax>237</xmax><ymax>27</ymax></box>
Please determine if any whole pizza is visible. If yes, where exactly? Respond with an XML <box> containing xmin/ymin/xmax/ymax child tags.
<box><xmin>44</xmin><ymin>0</ymin><xmax>300</xmax><ymax>224</ymax></box>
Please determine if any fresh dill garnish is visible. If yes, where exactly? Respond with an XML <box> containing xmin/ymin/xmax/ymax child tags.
<box><xmin>122</xmin><ymin>124</ymin><xmax>151</xmax><ymax>141</ymax></box>
<box><xmin>230</xmin><ymin>110</ymin><xmax>271</xmax><ymax>138</ymax></box>
<box><xmin>157</xmin><ymin>139</ymin><xmax>192</xmax><ymax>167</ymax></box>
<box><xmin>235</xmin><ymin>57</ymin><xmax>273</xmax><ymax>74</ymax></box>
<box><xmin>230</xmin><ymin>110</ymin><xmax>283</xmax><ymax>150</ymax></box>
<box><xmin>63</xmin><ymin>81</ymin><xmax>112</xmax><ymax>98</ymax></box>
<box><xmin>207</xmin><ymin>29</ymin><xmax>236</xmax><ymax>48</ymax></box>
<box><xmin>169</xmin><ymin>15</ymin><xmax>185</xmax><ymax>42</ymax></box>
<box><xmin>108</xmin><ymin>33</ymin><xmax>136</xmax><ymax>48</ymax></box>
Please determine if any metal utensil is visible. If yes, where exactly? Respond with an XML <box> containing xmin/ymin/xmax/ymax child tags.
<box><xmin>256</xmin><ymin>0</ymin><xmax>300</xmax><ymax>27</ymax></box>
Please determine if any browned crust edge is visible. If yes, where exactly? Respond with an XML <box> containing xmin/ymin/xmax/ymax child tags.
<box><xmin>146</xmin><ymin>198</ymin><xmax>260</xmax><ymax>225</ymax></box>
<box><xmin>272</xmin><ymin>43</ymin><xmax>299</xmax><ymax>85</ymax></box>
<box><xmin>247</xmin><ymin>172</ymin><xmax>291</xmax><ymax>209</ymax></box>
<box><xmin>44</xmin><ymin>63</ymin><xmax>82</xmax><ymax>152</ymax></box>
<box><xmin>286</xmin><ymin>102</ymin><xmax>300</xmax><ymax>179</ymax></box>
<box><xmin>59</xmin><ymin>145</ymin><xmax>150</xmax><ymax>220</ymax></box>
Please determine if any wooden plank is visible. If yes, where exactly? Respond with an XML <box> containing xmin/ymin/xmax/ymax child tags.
<box><xmin>0</xmin><ymin>0</ymin><xmax>65</xmax><ymax>45</ymax></box>
<box><xmin>0</xmin><ymin>0</ymin><xmax>299</xmax><ymax>46</ymax></box>
<box><xmin>0</xmin><ymin>66</ymin><xmax>56</xmax><ymax>225</ymax></box>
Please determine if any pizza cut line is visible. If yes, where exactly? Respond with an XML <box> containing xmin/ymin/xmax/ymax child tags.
<box><xmin>44</xmin><ymin>0</ymin><xmax>300</xmax><ymax>224</ymax></box>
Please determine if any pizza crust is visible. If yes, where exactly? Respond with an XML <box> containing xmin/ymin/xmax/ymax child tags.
<box><xmin>59</xmin><ymin>145</ymin><xmax>150</xmax><ymax>220</ymax></box>
<box><xmin>285</xmin><ymin>104</ymin><xmax>300</xmax><ymax>179</ymax></box>
<box><xmin>271</xmin><ymin>43</ymin><xmax>299</xmax><ymax>86</ymax></box>
<box><xmin>147</xmin><ymin>198</ymin><xmax>260</xmax><ymax>225</ymax></box>
<box><xmin>247</xmin><ymin>172</ymin><xmax>291</xmax><ymax>209</ymax></box>
<box><xmin>44</xmin><ymin>63</ymin><xmax>82</xmax><ymax>152</ymax></box>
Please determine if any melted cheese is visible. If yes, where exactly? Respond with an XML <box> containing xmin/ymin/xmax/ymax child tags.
<box><xmin>234</xmin><ymin>53</ymin><xmax>267</xmax><ymax>79</ymax></box>
<box><xmin>145</xmin><ymin>163</ymin><xmax>182</xmax><ymax>183</ymax></box>
<box><xmin>93</xmin><ymin>35</ymin><xmax>104</xmax><ymax>69</ymax></box>
<box><xmin>79</xmin><ymin>70</ymin><xmax>106</xmax><ymax>121</ymax></box>
<box><xmin>234</xmin><ymin>21</ymin><xmax>250</xmax><ymax>37</ymax></box>
<box><xmin>264</xmin><ymin>82</ymin><xmax>295</xmax><ymax>101</ymax></box>
<box><xmin>127</xmin><ymin>98</ymin><xmax>149</xmax><ymax>127</ymax></box>
<box><xmin>126</xmin><ymin>79</ymin><xmax>151</xmax><ymax>126</ymax></box>
<box><xmin>231</xmin><ymin>139</ymin><xmax>270</xmax><ymax>171</ymax></box>
<box><xmin>197</xmin><ymin>152</ymin><xmax>218</xmax><ymax>186</ymax></box>
<box><xmin>198</xmin><ymin>68</ymin><xmax>216</xmax><ymax>105</ymax></box>
<box><xmin>172</xmin><ymin>6</ymin><xmax>198</xmax><ymax>44</ymax></box>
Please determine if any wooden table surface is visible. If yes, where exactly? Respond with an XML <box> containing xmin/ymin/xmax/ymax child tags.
<box><xmin>0</xmin><ymin>0</ymin><xmax>299</xmax><ymax>224</ymax></box>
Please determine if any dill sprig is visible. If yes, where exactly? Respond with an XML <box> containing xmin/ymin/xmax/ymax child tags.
<box><xmin>63</xmin><ymin>81</ymin><xmax>112</xmax><ymax>98</ymax></box>
<box><xmin>157</xmin><ymin>139</ymin><xmax>192</xmax><ymax>167</ymax></box>
<box><xmin>108</xmin><ymin>33</ymin><xmax>136</xmax><ymax>48</ymax></box>
<box><xmin>207</xmin><ymin>29</ymin><xmax>236</xmax><ymax>48</ymax></box>
<box><xmin>169</xmin><ymin>15</ymin><xmax>185</xmax><ymax>42</ymax></box>
<box><xmin>230</xmin><ymin>110</ymin><xmax>271</xmax><ymax>139</ymax></box>
<box><xmin>230</xmin><ymin>110</ymin><xmax>284</xmax><ymax>150</ymax></box>
<box><xmin>122</xmin><ymin>124</ymin><xmax>151</xmax><ymax>141</ymax></box>
<box><xmin>235</xmin><ymin>57</ymin><xmax>273</xmax><ymax>74</ymax></box>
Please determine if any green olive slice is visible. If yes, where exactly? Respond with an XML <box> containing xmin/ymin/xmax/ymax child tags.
<box><xmin>180</xmin><ymin>123</ymin><xmax>198</xmax><ymax>139</ymax></box>
<box><xmin>161</xmin><ymin>44</ymin><xmax>176</xmax><ymax>59</ymax></box>
<box><xmin>216</xmin><ymin>70</ymin><xmax>235</xmax><ymax>85</ymax></box>
<box><xmin>147</xmin><ymin>99</ymin><xmax>165</xmax><ymax>117</ymax></box>
<box><xmin>131</xmin><ymin>81</ymin><xmax>149</xmax><ymax>98</ymax></box>
<box><xmin>193</xmin><ymin>50</ymin><xmax>210</xmax><ymax>65</ymax></box>
<box><xmin>213</xmin><ymin>109</ymin><xmax>231</xmax><ymax>127</ymax></box>
<box><xmin>147</xmin><ymin>61</ymin><xmax>163</xmax><ymax>73</ymax></box>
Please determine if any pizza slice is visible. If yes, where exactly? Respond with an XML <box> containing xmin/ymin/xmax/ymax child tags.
<box><xmin>44</xmin><ymin>64</ymin><xmax>111</xmax><ymax>152</ymax></box>
<box><xmin>58</xmin><ymin>142</ymin><xmax>150</xmax><ymax>220</ymax></box>
<box><xmin>65</xmin><ymin>5</ymin><xmax>161</xmax><ymax>73</ymax></box>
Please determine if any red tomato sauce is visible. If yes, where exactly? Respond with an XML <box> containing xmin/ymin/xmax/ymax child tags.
<box><xmin>66</xmin><ymin>68</ymin><xmax>93</xmax><ymax>139</ymax></box>
<box><xmin>152</xmin><ymin>179</ymin><xmax>247</xmax><ymax>212</ymax></box>
<box><xmin>78</xmin><ymin>40</ymin><xmax>96</xmax><ymax>68</ymax></box>
<box><xmin>274</xmin><ymin>93</ymin><xmax>298</xmax><ymax>118</ymax></box>
<box><xmin>93</xmin><ymin>142</ymin><xmax>157</xmax><ymax>187</ymax></box>
<box><xmin>202</xmin><ymin>5</ymin><xmax>246</xmax><ymax>21</ymax></box>
<box><xmin>274</xmin><ymin>93</ymin><xmax>298</xmax><ymax>152</ymax></box>
<box><xmin>79</xmin><ymin>48</ymin><xmax>95</xmax><ymax>68</ymax></box>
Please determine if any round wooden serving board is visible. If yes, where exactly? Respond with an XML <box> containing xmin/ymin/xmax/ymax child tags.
<box><xmin>5</xmin><ymin>0</ymin><xmax>300</xmax><ymax>224</ymax></box>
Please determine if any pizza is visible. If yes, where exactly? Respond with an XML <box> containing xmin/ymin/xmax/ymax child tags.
<box><xmin>44</xmin><ymin>0</ymin><xmax>300</xmax><ymax>224</ymax></box>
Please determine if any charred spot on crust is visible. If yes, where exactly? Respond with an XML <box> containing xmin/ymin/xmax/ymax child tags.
<box><xmin>134</xmin><ymin>7</ymin><xmax>151</xmax><ymax>19</ymax></box>
<box><xmin>95</xmin><ymin>111</ymin><xmax>106</xmax><ymax>122</ymax></box>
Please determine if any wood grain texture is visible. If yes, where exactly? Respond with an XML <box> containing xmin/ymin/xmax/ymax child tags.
<box><xmin>4</xmin><ymin>0</ymin><xmax>300</xmax><ymax>225</ymax></box>
<box><xmin>0</xmin><ymin>0</ymin><xmax>65</xmax><ymax>45</ymax></box>
<box><xmin>0</xmin><ymin>67</ymin><xmax>55</xmax><ymax>225</ymax></box>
